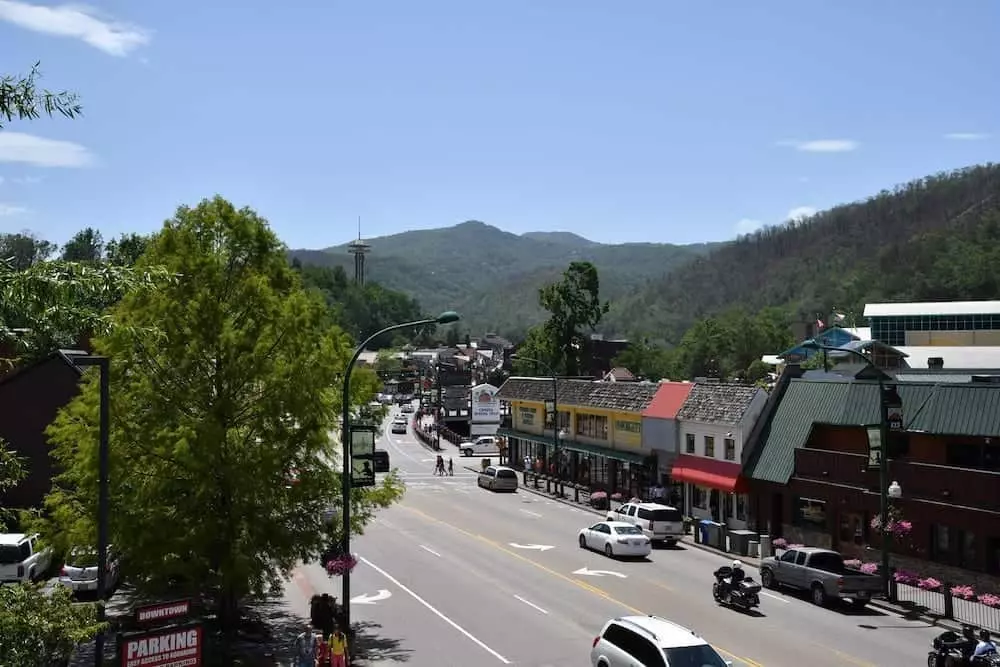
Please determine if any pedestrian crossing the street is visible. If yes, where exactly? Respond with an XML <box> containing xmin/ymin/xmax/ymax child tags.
<box><xmin>398</xmin><ymin>471</ymin><xmax>477</xmax><ymax>493</ymax></box>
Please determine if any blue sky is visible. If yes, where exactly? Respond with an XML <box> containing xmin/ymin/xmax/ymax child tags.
<box><xmin>0</xmin><ymin>1</ymin><xmax>997</xmax><ymax>248</ymax></box>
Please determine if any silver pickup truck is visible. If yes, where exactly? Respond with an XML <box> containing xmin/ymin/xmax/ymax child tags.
<box><xmin>759</xmin><ymin>546</ymin><xmax>883</xmax><ymax>608</ymax></box>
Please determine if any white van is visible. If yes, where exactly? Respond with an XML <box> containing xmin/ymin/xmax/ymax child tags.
<box><xmin>459</xmin><ymin>436</ymin><xmax>499</xmax><ymax>457</ymax></box>
<box><xmin>606</xmin><ymin>502</ymin><xmax>685</xmax><ymax>546</ymax></box>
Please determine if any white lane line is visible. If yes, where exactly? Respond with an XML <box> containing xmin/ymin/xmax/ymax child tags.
<box><xmin>519</xmin><ymin>509</ymin><xmax>542</xmax><ymax>518</ymax></box>
<box><xmin>385</xmin><ymin>435</ymin><xmax>421</xmax><ymax>463</ymax></box>
<box><xmin>420</xmin><ymin>545</ymin><xmax>442</xmax><ymax>558</ymax></box>
<box><xmin>513</xmin><ymin>594</ymin><xmax>549</xmax><ymax>615</ymax></box>
<box><xmin>761</xmin><ymin>591</ymin><xmax>789</xmax><ymax>603</ymax></box>
<box><xmin>359</xmin><ymin>556</ymin><xmax>511</xmax><ymax>664</ymax></box>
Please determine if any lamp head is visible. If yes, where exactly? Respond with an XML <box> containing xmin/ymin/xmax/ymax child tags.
<box><xmin>888</xmin><ymin>481</ymin><xmax>902</xmax><ymax>499</ymax></box>
<box><xmin>436</xmin><ymin>311</ymin><xmax>460</xmax><ymax>325</ymax></box>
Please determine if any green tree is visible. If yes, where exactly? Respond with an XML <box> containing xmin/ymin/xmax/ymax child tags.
<box><xmin>0</xmin><ymin>583</ymin><xmax>105</xmax><ymax>666</ymax></box>
<box><xmin>374</xmin><ymin>348</ymin><xmax>403</xmax><ymax>374</ymax></box>
<box><xmin>510</xmin><ymin>324</ymin><xmax>559</xmax><ymax>376</ymax></box>
<box><xmin>0</xmin><ymin>63</ymin><xmax>81</xmax><ymax>128</ymax></box>
<box><xmin>42</xmin><ymin>197</ymin><xmax>403</xmax><ymax>651</ymax></box>
<box><xmin>611</xmin><ymin>340</ymin><xmax>675</xmax><ymax>381</ymax></box>
<box><xmin>0</xmin><ymin>232</ymin><xmax>55</xmax><ymax>271</ymax></box>
<box><xmin>60</xmin><ymin>227</ymin><xmax>103</xmax><ymax>262</ymax></box>
<box><xmin>537</xmin><ymin>261</ymin><xmax>609</xmax><ymax>376</ymax></box>
<box><xmin>104</xmin><ymin>232</ymin><xmax>150</xmax><ymax>266</ymax></box>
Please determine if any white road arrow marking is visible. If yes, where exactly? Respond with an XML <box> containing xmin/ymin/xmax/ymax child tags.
<box><xmin>508</xmin><ymin>543</ymin><xmax>555</xmax><ymax>551</ymax></box>
<box><xmin>351</xmin><ymin>589</ymin><xmax>392</xmax><ymax>604</ymax></box>
<box><xmin>573</xmin><ymin>567</ymin><xmax>627</xmax><ymax>579</ymax></box>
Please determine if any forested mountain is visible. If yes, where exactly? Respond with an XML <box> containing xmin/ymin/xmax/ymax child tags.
<box><xmin>607</xmin><ymin>163</ymin><xmax>1000</xmax><ymax>342</ymax></box>
<box><xmin>289</xmin><ymin>220</ymin><xmax>718</xmax><ymax>337</ymax></box>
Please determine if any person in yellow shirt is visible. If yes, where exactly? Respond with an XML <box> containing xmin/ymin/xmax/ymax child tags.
<box><xmin>321</xmin><ymin>623</ymin><xmax>349</xmax><ymax>667</ymax></box>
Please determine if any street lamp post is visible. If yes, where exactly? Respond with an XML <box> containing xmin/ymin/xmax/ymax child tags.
<box><xmin>802</xmin><ymin>339</ymin><xmax>902</xmax><ymax>599</ymax></box>
<box><xmin>510</xmin><ymin>354</ymin><xmax>562</xmax><ymax>497</ymax></box>
<box><xmin>340</xmin><ymin>311</ymin><xmax>459</xmax><ymax>629</ymax></box>
<box><xmin>72</xmin><ymin>355</ymin><xmax>110</xmax><ymax>667</ymax></box>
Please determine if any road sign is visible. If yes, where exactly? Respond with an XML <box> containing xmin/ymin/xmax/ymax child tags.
<box><xmin>866</xmin><ymin>425</ymin><xmax>882</xmax><ymax>466</ymax></box>
<box><xmin>350</xmin><ymin>424</ymin><xmax>376</xmax><ymax>487</ymax></box>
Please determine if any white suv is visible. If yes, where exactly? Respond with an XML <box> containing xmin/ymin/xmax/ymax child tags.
<box><xmin>606</xmin><ymin>502</ymin><xmax>684</xmax><ymax>546</ymax></box>
<box><xmin>0</xmin><ymin>533</ymin><xmax>53</xmax><ymax>583</ymax></box>
<box><xmin>591</xmin><ymin>616</ymin><xmax>731</xmax><ymax>667</ymax></box>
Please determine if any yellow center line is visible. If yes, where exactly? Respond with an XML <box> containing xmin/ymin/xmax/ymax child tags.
<box><xmin>402</xmin><ymin>505</ymin><xmax>764</xmax><ymax>667</ymax></box>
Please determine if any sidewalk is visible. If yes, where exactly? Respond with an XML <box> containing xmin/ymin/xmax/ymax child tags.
<box><xmin>512</xmin><ymin>476</ymin><xmax>961</xmax><ymax>631</ymax></box>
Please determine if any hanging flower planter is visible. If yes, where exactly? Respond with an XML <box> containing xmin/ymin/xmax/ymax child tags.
<box><xmin>325</xmin><ymin>553</ymin><xmax>358</xmax><ymax>577</ymax></box>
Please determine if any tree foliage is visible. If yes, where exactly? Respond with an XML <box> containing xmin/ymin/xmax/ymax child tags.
<box><xmin>0</xmin><ymin>63</ymin><xmax>81</xmax><ymax>129</ymax></box>
<box><xmin>41</xmin><ymin>197</ymin><xmax>404</xmax><ymax>644</ymax></box>
<box><xmin>60</xmin><ymin>227</ymin><xmax>104</xmax><ymax>262</ymax></box>
<box><xmin>517</xmin><ymin>261</ymin><xmax>609</xmax><ymax>376</ymax></box>
<box><xmin>0</xmin><ymin>583</ymin><xmax>106</xmax><ymax>666</ymax></box>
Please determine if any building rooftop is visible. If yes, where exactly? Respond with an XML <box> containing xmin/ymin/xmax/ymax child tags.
<box><xmin>642</xmin><ymin>381</ymin><xmax>694</xmax><ymax>420</ymax></box>
<box><xmin>864</xmin><ymin>300</ymin><xmax>1000</xmax><ymax>318</ymax></box>
<box><xmin>744</xmin><ymin>379</ymin><xmax>1000</xmax><ymax>485</ymax></box>
<box><xmin>897</xmin><ymin>346</ymin><xmax>1000</xmax><ymax>369</ymax></box>
<box><xmin>496</xmin><ymin>376</ymin><xmax>659</xmax><ymax>413</ymax></box>
<box><xmin>676</xmin><ymin>383</ymin><xmax>762</xmax><ymax>425</ymax></box>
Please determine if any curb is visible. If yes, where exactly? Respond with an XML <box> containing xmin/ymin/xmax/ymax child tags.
<box><xmin>519</xmin><ymin>482</ymin><xmax>961</xmax><ymax>630</ymax></box>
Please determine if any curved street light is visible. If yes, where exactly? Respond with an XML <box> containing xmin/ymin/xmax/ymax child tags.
<box><xmin>801</xmin><ymin>338</ymin><xmax>900</xmax><ymax>599</ymax></box>
<box><xmin>510</xmin><ymin>353</ymin><xmax>564</xmax><ymax>498</ymax></box>
<box><xmin>341</xmin><ymin>311</ymin><xmax>459</xmax><ymax>628</ymax></box>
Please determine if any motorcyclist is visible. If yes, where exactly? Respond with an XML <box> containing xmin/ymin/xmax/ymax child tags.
<box><xmin>974</xmin><ymin>629</ymin><xmax>998</xmax><ymax>660</ymax></box>
<box><xmin>934</xmin><ymin>626</ymin><xmax>977</xmax><ymax>667</ymax></box>
<box><xmin>719</xmin><ymin>559</ymin><xmax>744</xmax><ymax>601</ymax></box>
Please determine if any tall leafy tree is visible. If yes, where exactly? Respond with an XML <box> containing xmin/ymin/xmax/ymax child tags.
<box><xmin>60</xmin><ymin>227</ymin><xmax>104</xmax><ymax>262</ymax></box>
<box><xmin>0</xmin><ymin>232</ymin><xmax>55</xmax><ymax>270</ymax></box>
<box><xmin>43</xmin><ymin>197</ymin><xmax>403</xmax><ymax>649</ymax></box>
<box><xmin>537</xmin><ymin>261</ymin><xmax>609</xmax><ymax>376</ymax></box>
<box><xmin>104</xmin><ymin>232</ymin><xmax>150</xmax><ymax>266</ymax></box>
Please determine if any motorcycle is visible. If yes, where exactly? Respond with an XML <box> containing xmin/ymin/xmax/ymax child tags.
<box><xmin>712</xmin><ymin>566</ymin><xmax>761</xmax><ymax>612</ymax></box>
<box><xmin>927</xmin><ymin>629</ymin><xmax>1000</xmax><ymax>667</ymax></box>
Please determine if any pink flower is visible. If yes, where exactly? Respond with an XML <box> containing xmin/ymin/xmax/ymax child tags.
<box><xmin>950</xmin><ymin>585</ymin><xmax>976</xmax><ymax>600</ymax></box>
<box><xmin>772</xmin><ymin>538</ymin><xmax>788</xmax><ymax>549</ymax></box>
<box><xmin>896</xmin><ymin>520</ymin><xmax>913</xmax><ymax>534</ymax></box>
<box><xmin>894</xmin><ymin>569</ymin><xmax>919</xmax><ymax>586</ymax></box>
<box><xmin>917</xmin><ymin>577</ymin><xmax>942</xmax><ymax>591</ymax></box>
<box><xmin>325</xmin><ymin>553</ymin><xmax>359</xmax><ymax>577</ymax></box>
<box><xmin>860</xmin><ymin>562</ymin><xmax>878</xmax><ymax>575</ymax></box>
<box><xmin>978</xmin><ymin>593</ymin><xmax>1000</xmax><ymax>608</ymax></box>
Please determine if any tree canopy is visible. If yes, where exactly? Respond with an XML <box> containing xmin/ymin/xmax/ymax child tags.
<box><xmin>41</xmin><ymin>197</ymin><xmax>404</xmax><ymax>645</ymax></box>
<box><xmin>0</xmin><ymin>63</ymin><xmax>81</xmax><ymax>128</ymax></box>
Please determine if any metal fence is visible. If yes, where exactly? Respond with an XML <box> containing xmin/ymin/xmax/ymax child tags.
<box><xmin>894</xmin><ymin>582</ymin><xmax>1000</xmax><ymax>632</ymax></box>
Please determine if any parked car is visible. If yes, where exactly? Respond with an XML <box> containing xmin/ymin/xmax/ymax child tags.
<box><xmin>477</xmin><ymin>465</ymin><xmax>518</xmax><ymax>492</ymax></box>
<box><xmin>0</xmin><ymin>533</ymin><xmax>53</xmax><ymax>583</ymax></box>
<box><xmin>58</xmin><ymin>545</ymin><xmax>121</xmax><ymax>597</ymax></box>
<box><xmin>591</xmin><ymin>615</ymin><xmax>731</xmax><ymax>667</ymax></box>
<box><xmin>459</xmin><ymin>435</ymin><xmax>499</xmax><ymax>457</ymax></box>
<box><xmin>401</xmin><ymin>403</ymin><xmax>414</xmax><ymax>413</ymax></box>
<box><xmin>578</xmin><ymin>521</ymin><xmax>651</xmax><ymax>558</ymax></box>
<box><xmin>373</xmin><ymin>449</ymin><xmax>391</xmax><ymax>472</ymax></box>
<box><xmin>759</xmin><ymin>546</ymin><xmax>883</xmax><ymax>607</ymax></box>
<box><xmin>605</xmin><ymin>502</ymin><xmax>684</xmax><ymax>547</ymax></box>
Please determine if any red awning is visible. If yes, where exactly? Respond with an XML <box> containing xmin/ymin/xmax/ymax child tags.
<box><xmin>669</xmin><ymin>455</ymin><xmax>744</xmax><ymax>493</ymax></box>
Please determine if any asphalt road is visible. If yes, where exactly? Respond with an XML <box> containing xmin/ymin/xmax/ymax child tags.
<box><xmin>318</xmin><ymin>406</ymin><xmax>944</xmax><ymax>666</ymax></box>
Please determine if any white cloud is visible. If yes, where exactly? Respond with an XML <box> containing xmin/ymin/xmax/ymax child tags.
<box><xmin>0</xmin><ymin>132</ymin><xmax>95</xmax><ymax>168</ymax></box>
<box><xmin>0</xmin><ymin>203</ymin><xmax>28</xmax><ymax>216</ymax></box>
<box><xmin>944</xmin><ymin>132</ymin><xmax>991</xmax><ymax>141</ymax></box>
<box><xmin>0</xmin><ymin>0</ymin><xmax>150</xmax><ymax>57</ymax></box>
<box><xmin>777</xmin><ymin>139</ymin><xmax>859</xmax><ymax>153</ymax></box>
<box><xmin>787</xmin><ymin>206</ymin><xmax>817</xmax><ymax>221</ymax></box>
<box><xmin>735</xmin><ymin>218</ymin><xmax>764</xmax><ymax>235</ymax></box>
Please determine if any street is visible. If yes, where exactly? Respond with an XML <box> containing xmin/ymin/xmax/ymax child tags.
<box><xmin>294</xmin><ymin>406</ymin><xmax>945</xmax><ymax>666</ymax></box>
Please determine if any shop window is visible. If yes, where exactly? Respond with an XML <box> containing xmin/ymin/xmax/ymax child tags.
<box><xmin>685</xmin><ymin>433</ymin><xmax>695</xmax><ymax>454</ymax></box>
<box><xmin>988</xmin><ymin>537</ymin><xmax>1000</xmax><ymax>575</ymax></box>
<box><xmin>838</xmin><ymin>512</ymin><xmax>865</xmax><ymax>546</ymax></box>
<box><xmin>576</xmin><ymin>414</ymin><xmax>609</xmax><ymax>440</ymax></box>
<box><xmin>931</xmin><ymin>525</ymin><xmax>977</xmax><ymax>569</ymax></box>
<box><xmin>519</xmin><ymin>406</ymin><xmax>537</xmax><ymax>427</ymax></box>
<box><xmin>544</xmin><ymin>409</ymin><xmax>571</xmax><ymax>431</ymax></box>
<box><xmin>794</xmin><ymin>497</ymin><xmax>826</xmax><ymax>528</ymax></box>
<box><xmin>735</xmin><ymin>493</ymin><xmax>747</xmax><ymax>521</ymax></box>
<box><xmin>704</xmin><ymin>436</ymin><xmax>715</xmax><ymax>458</ymax></box>
<box><xmin>724</xmin><ymin>438</ymin><xmax>736</xmax><ymax>461</ymax></box>
<box><xmin>692</xmin><ymin>486</ymin><xmax>709</xmax><ymax>510</ymax></box>
<box><xmin>590</xmin><ymin>456</ymin><xmax>609</xmax><ymax>487</ymax></box>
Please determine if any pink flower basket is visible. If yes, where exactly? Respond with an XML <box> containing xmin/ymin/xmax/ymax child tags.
<box><xmin>978</xmin><ymin>593</ymin><xmax>1000</xmax><ymax>608</ymax></box>
<box><xmin>325</xmin><ymin>553</ymin><xmax>359</xmax><ymax>577</ymax></box>
<box><xmin>950</xmin><ymin>585</ymin><xmax>976</xmax><ymax>600</ymax></box>
<box><xmin>860</xmin><ymin>562</ymin><xmax>879</xmax><ymax>575</ymax></box>
<box><xmin>917</xmin><ymin>578</ymin><xmax>942</xmax><ymax>591</ymax></box>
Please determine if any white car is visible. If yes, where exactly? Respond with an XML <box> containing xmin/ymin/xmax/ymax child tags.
<box><xmin>591</xmin><ymin>615</ymin><xmax>732</xmax><ymax>667</ymax></box>
<box><xmin>606</xmin><ymin>502</ymin><xmax>684</xmax><ymax>547</ymax></box>
<box><xmin>578</xmin><ymin>521</ymin><xmax>651</xmax><ymax>558</ymax></box>
<box><xmin>477</xmin><ymin>465</ymin><xmax>518</xmax><ymax>492</ymax></box>
<box><xmin>459</xmin><ymin>435</ymin><xmax>499</xmax><ymax>457</ymax></box>
<box><xmin>0</xmin><ymin>533</ymin><xmax>52</xmax><ymax>583</ymax></box>
<box><xmin>58</xmin><ymin>546</ymin><xmax>121</xmax><ymax>597</ymax></box>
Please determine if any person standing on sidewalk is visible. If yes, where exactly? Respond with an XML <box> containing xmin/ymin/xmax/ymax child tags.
<box><xmin>322</xmin><ymin>622</ymin><xmax>350</xmax><ymax>667</ymax></box>
<box><xmin>292</xmin><ymin>622</ymin><xmax>319</xmax><ymax>667</ymax></box>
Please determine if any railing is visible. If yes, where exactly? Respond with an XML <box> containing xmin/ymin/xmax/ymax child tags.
<box><xmin>894</xmin><ymin>580</ymin><xmax>1000</xmax><ymax>632</ymax></box>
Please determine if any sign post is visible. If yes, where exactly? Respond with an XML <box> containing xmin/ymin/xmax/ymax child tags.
<box><xmin>351</xmin><ymin>424</ymin><xmax>377</xmax><ymax>488</ymax></box>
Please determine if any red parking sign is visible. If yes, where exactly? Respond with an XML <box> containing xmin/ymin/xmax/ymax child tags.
<box><xmin>121</xmin><ymin>625</ymin><xmax>202</xmax><ymax>667</ymax></box>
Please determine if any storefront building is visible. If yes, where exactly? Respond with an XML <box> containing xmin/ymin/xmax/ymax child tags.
<box><xmin>640</xmin><ymin>381</ymin><xmax>694</xmax><ymax>506</ymax></box>
<box><xmin>496</xmin><ymin>377</ymin><xmax>660</xmax><ymax>498</ymax></box>
<box><xmin>674</xmin><ymin>383</ymin><xmax>768</xmax><ymax>529</ymax></box>
<box><xmin>744</xmin><ymin>378</ymin><xmax>1000</xmax><ymax>588</ymax></box>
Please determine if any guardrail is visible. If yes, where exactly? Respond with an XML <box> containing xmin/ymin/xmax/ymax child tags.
<box><xmin>893</xmin><ymin>580</ymin><xmax>1000</xmax><ymax>632</ymax></box>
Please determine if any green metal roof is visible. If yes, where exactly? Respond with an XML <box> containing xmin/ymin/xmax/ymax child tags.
<box><xmin>744</xmin><ymin>379</ymin><xmax>998</xmax><ymax>485</ymax></box>
<box><xmin>497</xmin><ymin>427</ymin><xmax>647</xmax><ymax>464</ymax></box>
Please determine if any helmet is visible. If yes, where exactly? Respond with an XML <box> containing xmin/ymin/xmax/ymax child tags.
<box><xmin>732</xmin><ymin>559</ymin><xmax>743</xmax><ymax>569</ymax></box>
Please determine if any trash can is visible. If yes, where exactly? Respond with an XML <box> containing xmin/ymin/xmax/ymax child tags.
<box><xmin>727</xmin><ymin>530</ymin><xmax>758</xmax><ymax>557</ymax></box>
<box><xmin>699</xmin><ymin>519</ymin><xmax>712</xmax><ymax>545</ymax></box>
<box><xmin>759</xmin><ymin>535</ymin><xmax>773</xmax><ymax>558</ymax></box>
